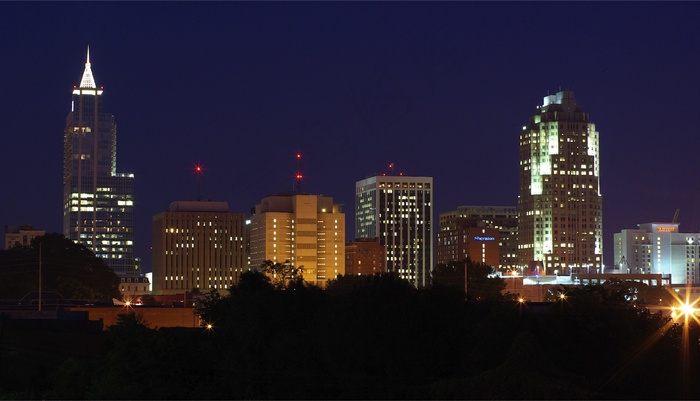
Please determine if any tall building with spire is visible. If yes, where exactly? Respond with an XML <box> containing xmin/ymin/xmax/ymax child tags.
<box><xmin>63</xmin><ymin>47</ymin><xmax>136</xmax><ymax>276</ymax></box>
<box><xmin>518</xmin><ymin>90</ymin><xmax>603</xmax><ymax>276</ymax></box>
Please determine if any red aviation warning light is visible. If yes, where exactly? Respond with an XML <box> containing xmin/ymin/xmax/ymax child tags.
<box><xmin>294</xmin><ymin>152</ymin><xmax>303</xmax><ymax>192</ymax></box>
<box><xmin>193</xmin><ymin>163</ymin><xmax>205</xmax><ymax>200</ymax></box>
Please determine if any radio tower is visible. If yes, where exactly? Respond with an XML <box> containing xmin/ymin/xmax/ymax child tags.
<box><xmin>194</xmin><ymin>163</ymin><xmax>204</xmax><ymax>200</ymax></box>
<box><xmin>294</xmin><ymin>152</ymin><xmax>303</xmax><ymax>192</ymax></box>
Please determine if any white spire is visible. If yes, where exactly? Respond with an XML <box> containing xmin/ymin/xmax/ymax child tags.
<box><xmin>79</xmin><ymin>46</ymin><xmax>97</xmax><ymax>89</ymax></box>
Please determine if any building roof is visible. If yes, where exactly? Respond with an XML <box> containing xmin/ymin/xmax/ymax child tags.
<box><xmin>168</xmin><ymin>201</ymin><xmax>229</xmax><ymax>212</ymax></box>
<box><xmin>79</xmin><ymin>46</ymin><xmax>96</xmax><ymax>89</ymax></box>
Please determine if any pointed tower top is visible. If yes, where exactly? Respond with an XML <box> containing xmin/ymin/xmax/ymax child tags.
<box><xmin>79</xmin><ymin>46</ymin><xmax>97</xmax><ymax>89</ymax></box>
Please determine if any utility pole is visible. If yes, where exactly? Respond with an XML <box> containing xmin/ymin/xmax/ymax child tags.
<box><xmin>464</xmin><ymin>261</ymin><xmax>468</xmax><ymax>300</ymax></box>
<box><xmin>38</xmin><ymin>242</ymin><xmax>42</xmax><ymax>312</ymax></box>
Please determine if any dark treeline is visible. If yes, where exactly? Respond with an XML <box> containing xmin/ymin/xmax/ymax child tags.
<box><xmin>2</xmin><ymin>271</ymin><xmax>699</xmax><ymax>399</ymax></box>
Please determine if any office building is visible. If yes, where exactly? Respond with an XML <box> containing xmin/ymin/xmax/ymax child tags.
<box><xmin>63</xmin><ymin>48</ymin><xmax>136</xmax><ymax>275</ymax></box>
<box><xmin>4</xmin><ymin>224</ymin><xmax>45</xmax><ymax>249</ymax></box>
<box><xmin>614</xmin><ymin>222</ymin><xmax>700</xmax><ymax>285</ymax></box>
<box><xmin>356</xmin><ymin>175</ymin><xmax>433</xmax><ymax>288</ymax></box>
<box><xmin>436</xmin><ymin>218</ymin><xmax>500</xmax><ymax>268</ymax></box>
<box><xmin>518</xmin><ymin>90</ymin><xmax>603</xmax><ymax>275</ymax></box>
<box><xmin>152</xmin><ymin>201</ymin><xmax>247</xmax><ymax>295</ymax></box>
<box><xmin>345</xmin><ymin>237</ymin><xmax>386</xmax><ymax>276</ymax></box>
<box><xmin>249</xmin><ymin>192</ymin><xmax>345</xmax><ymax>287</ymax></box>
<box><xmin>439</xmin><ymin>205</ymin><xmax>518</xmax><ymax>270</ymax></box>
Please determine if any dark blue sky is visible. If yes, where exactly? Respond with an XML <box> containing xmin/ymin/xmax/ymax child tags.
<box><xmin>2</xmin><ymin>2</ymin><xmax>700</xmax><ymax>270</ymax></box>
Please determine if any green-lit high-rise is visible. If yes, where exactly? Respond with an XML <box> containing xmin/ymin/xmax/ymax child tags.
<box><xmin>517</xmin><ymin>90</ymin><xmax>602</xmax><ymax>276</ymax></box>
<box><xmin>63</xmin><ymin>47</ymin><xmax>136</xmax><ymax>276</ymax></box>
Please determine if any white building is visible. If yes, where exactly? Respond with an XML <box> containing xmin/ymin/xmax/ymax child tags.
<box><xmin>356</xmin><ymin>175</ymin><xmax>433</xmax><ymax>288</ymax></box>
<box><xmin>613</xmin><ymin>222</ymin><xmax>700</xmax><ymax>284</ymax></box>
<box><xmin>4</xmin><ymin>224</ymin><xmax>45</xmax><ymax>249</ymax></box>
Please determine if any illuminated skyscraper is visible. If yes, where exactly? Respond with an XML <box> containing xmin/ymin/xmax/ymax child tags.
<box><xmin>249</xmin><ymin>192</ymin><xmax>346</xmax><ymax>287</ymax></box>
<box><xmin>355</xmin><ymin>175</ymin><xmax>433</xmax><ymax>288</ymax></box>
<box><xmin>63</xmin><ymin>48</ymin><xmax>136</xmax><ymax>276</ymax></box>
<box><xmin>518</xmin><ymin>90</ymin><xmax>603</xmax><ymax>275</ymax></box>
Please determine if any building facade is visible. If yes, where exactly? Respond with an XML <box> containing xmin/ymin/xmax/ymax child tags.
<box><xmin>4</xmin><ymin>224</ymin><xmax>45</xmax><ymax>249</ymax></box>
<box><xmin>63</xmin><ymin>48</ymin><xmax>136</xmax><ymax>276</ymax></box>
<box><xmin>152</xmin><ymin>201</ymin><xmax>247</xmax><ymax>295</ymax></box>
<box><xmin>614</xmin><ymin>222</ymin><xmax>700</xmax><ymax>285</ymax></box>
<box><xmin>436</xmin><ymin>218</ymin><xmax>500</xmax><ymax>268</ymax></box>
<box><xmin>249</xmin><ymin>192</ymin><xmax>345</xmax><ymax>287</ymax></box>
<box><xmin>345</xmin><ymin>237</ymin><xmax>386</xmax><ymax>276</ymax></box>
<box><xmin>518</xmin><ymin>90</ymin><xmax>603</xmax><ymax>275</ymax></box>
<box><xmin>439</xmin><ymin>205</ymin><xmax>518</xmax><ymax>271</ymax></box>
<box><xmin>356</xmin><ymin>175</ymin><xmax>433</xmax><ymax>288</ymax></box>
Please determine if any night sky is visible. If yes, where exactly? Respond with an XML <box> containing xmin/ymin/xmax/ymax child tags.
<box><xmin>2</xmin><ymin>2</ymin><xmax>700</xmax><ymax>272</ymax></box>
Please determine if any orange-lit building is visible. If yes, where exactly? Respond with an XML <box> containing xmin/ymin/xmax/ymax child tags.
<box><xmin>345</xmin><ymin>237</ymin><xmax>385</xmax><ymax>276</ymax></box>
<box><xmin>436</xmin><ymin>218</ymin><xmax>500</xmax><ymax>268</ymax></box>
<box><xmin>249</xmin><ymin>192</ymin><xmax>345</xmax><ymax>287</ymax></box>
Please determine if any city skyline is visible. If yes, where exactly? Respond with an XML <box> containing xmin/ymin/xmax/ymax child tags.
<box><xmin>2</xmin><ymin>3</ymin><xmax>700</xmax><ymax>272</ymax></box>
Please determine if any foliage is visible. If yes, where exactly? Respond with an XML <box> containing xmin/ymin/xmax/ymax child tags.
<box><xmin>261</xmin><ymin>259</ymin><xmax>304</xmax><ymax>289</ymax></box>
<box><xmin>0</xmin><ymin>232</ymin><xmax>120</xmax><ymax>300</ymax></box>
<box><xmin>432</xmin><ymin>258</ymin><xmax>506</xmax><ymax>300</ymax></box>
<box><xmin>7</xmin><ymin>274</ymin><xmax>700</xmax><ymax>399</ymax></box>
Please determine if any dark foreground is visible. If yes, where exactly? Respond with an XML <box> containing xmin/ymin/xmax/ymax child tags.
<box><xmin>1</xmin><ymin>275</ymin><xmax>697</xmax><ymax>400</ymax></box>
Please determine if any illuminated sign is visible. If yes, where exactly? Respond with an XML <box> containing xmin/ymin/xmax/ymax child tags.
<box><xmin>656</xmin><ymin>227</ymin><xmax>675</xmax><ymax>232</ymax></box>
<box><xmin>474</xmin><ymin>236</ymin><xmax>495</xmax><ymax>241</ymax></box>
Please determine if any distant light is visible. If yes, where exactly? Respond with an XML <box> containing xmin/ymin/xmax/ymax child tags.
<box><xmin>296</xmin><ymin>153</ymin><xmax>301</xmax><ymax>159</ymax></box>
<box><xmin>681</xmin><ymin>302</ymin><xmax>695</xmax><ymax>316</ymax></box>
<box><xmin>522</xmin><ymin>126</ymin><xmax>527</xmax><ymax>130</ymax></box>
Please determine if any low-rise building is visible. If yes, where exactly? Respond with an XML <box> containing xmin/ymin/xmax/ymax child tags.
<box><xmin>345</xmin><ymin>237</ymin><xmax>385</xmax><ymax>276</ymax></box>
<box><xmin>4</xmin><ymin>224</ymin><xmax>45</xmax><ymax>249</ymax></box>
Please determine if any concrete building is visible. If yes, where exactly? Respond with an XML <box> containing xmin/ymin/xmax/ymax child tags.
<box><xmin>345</xmin><ymin>237</ymin><xmax>386</xmax><ymax>276</ymax></box>
<box><xmin>439</xmin><ymin>206</ymin><xmax>517</xmax><ymax>270</ymax></box>
<box><xmin>119</xmin><ymin>276</ymin><xmax>151</xmax><ymax>299</ymax></box>
<box><xmin>4</xmin><ymin>224</ymin><xmax>45</xmax><ymax>249</ymax></box>
<box><xmin>614</xmin><ymin>222</ymin><xmax>700</xmax><ymax>285</ymax></box>
<box><xmin>436</xmin><ymin>218</ymin><xmax>500</xmax><ymax>268</ymax></box>
<box><xmin>518</xmin><ymin>90</ymin><xmax>603</xmax><ymax>276</ymax></box>
<box><xmin>249</xmin><ymin>192</ymin><xmax>345</xmax><ymax>287</ymax></box>
<box><xmin>152</xmin><ymin>201</ymin><xmax>247</xmax><ymax>295</ymax></box>
<box><xmin>356</xmin><ymin>175</ymin><xmax>433</xmax><ymax>288</ymax></box>
<box><xmin>63</xmin><ymin>47</ymin><xmax>136</xmax><ymax>276</ymax></box>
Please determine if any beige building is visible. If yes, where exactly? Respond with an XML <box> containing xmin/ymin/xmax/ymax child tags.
<box><xmin>4</xmin><ymin>224</ymin><xmax>45</xmax><ymax>249</ymax></box>
<box><xmin>249</xmin><ymin>192</ymin><xmax>345</xmax><ymax>287</ymax></box>
<box><xmin>152</xmin><ymin>201</ymin><xmax>247</xmax><ymax>295</ymax></box>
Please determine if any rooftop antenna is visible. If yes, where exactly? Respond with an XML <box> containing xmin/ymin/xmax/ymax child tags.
<box><xmin>194</xmin><ymin>163</ymin><xmax>204</xmax><ymax>200</ymax></box>
<box><xmin>388</xmin><ymin>162</ymin><xmax>395</xmax><ymax>176</ymax></box>
<box><xmin>294</xmin><ymin>152</ymin><xmax>303</xmax><ymax>192</ymax></box>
